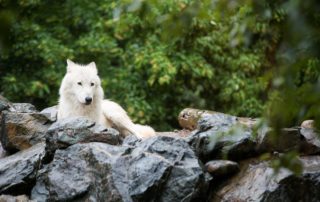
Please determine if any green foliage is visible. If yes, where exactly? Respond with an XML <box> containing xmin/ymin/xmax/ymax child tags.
<box><xmin>0</xmin><ymin>0</ymin><xmax>264</xmax><ymax>130</ymax></box>
<box><xmin>259</xmin><ymin>0</ymin><xmax>320</xmax><ymax>130</ymax></box>
<box><xmin>1</xmin><ymin>0</ymin><xmax>320</xmax><ymax>134</ymax></box>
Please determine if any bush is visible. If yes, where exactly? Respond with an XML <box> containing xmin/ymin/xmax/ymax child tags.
<box><xmin>1</xmin><ymin>0</ymin><xmax>320</xmax><ymax>131</ymax></box>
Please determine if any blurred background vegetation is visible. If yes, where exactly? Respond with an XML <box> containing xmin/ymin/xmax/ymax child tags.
<box><xmin>0</xmin><ymin>0</ymin><xmax>320</xmax><ymax>132</ymax></box>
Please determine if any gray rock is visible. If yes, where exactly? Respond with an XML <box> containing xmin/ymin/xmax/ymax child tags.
<box><xmin>187</xmin><ymin>113</ymin><xmax>256</xmax><ymax>161</ymax></box>
<box><xmin>212</xmin><ymin>156</ymin><xmax>320</xmax><ymax>202</ymax></box>
<box><xmin>0</xmin><ymin>143</ymin><xmax>46</xmax><ymax>195</ymax></box>
<box><xmin>178</xmin><ymin>108</ymin><xmax>259</xmax><ymax>131</ymax></box>
<box><xmin>32</xmin><ymin>136</ymin><xmax>208</xmax><ymax>202</ymax></box>
<box><xmin>205</xmin><ymin>160</ymin><xmax>239</xmax><ymax>177</ymax></box>
<box><xmin>257</xmin><ymin>127</ymin><xmax>301</xmax><ymax>153</ymax></box>
<box><xmin>12</xmin><ymin>103</ymin><xmax>37</xmax><ymax>113</ymax></box>
<box><xmin>256</xmin><ymin>126</ymin><xmax>320</xmax><ymax>155</ymax></box>
<box><xmin>123</xmin><ymin>134</ymin><xmax>141</xmax><ymax>146</ymax></box>
<box><xmin>300</xmin><ymin>127</ymin><xmax>320</xmax><ymax>155</ymax></box>
<box><xmin>49</xmin><ymin>117</ymin><xmax>95</xmax><ymax>130</ymax></box>
<box><xmin>0</xmin><ymin>111</ymin><xmax>51</xmax><ymax>152</ymax></box>
<box><xmin>197</xmin><ymin>112</ymin><xmax>238</xmax><ymax>131</ymax></box>
<box><xmin>0</xmin><ymin>96</ymin><xmax>14</xmax><ymax>113</ymax></box>
<box><xmin>40</xmin><ymin>105</ymin><xmax>57</xmax><ymax>122</ymax></box>
<box><xmin>32</xmin><ymin>143</ymin><xmax>129</xmax><ymax>202</ymax></box>
<box><xmin>0</xmin><ymin>142</ymin><xmax>7</xmax><ymax>159</ymax></box>
<box><xmin>0</xmin><ymin>195</ymin><xmax>35</xmax><ymax>202</ymax></box>
<box><xmin>46</xmin><ymin>117</ymin><xmax>121</xmax><ymax>154</ymax></box>
<box><xmin>133</xmin><ymin>136</ymin><xmax>208</xmax><ymax>202</ymax></box>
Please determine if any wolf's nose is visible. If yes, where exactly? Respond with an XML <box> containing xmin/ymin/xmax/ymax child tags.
<box><xmin>85</xmin><ymin>97</ymin><xmax>92</xmax><ymax>104</ymax></box>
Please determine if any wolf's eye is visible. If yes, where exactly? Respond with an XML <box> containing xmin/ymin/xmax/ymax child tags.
<box><xmin>90</xmin><ymin>82</ymin><xmax>94</xmax><ymax>86</ymax></box>
<box><xmin>77</xmin><ymin>82</ymin><xmax>82</xmax><ymax>86</ymax></box>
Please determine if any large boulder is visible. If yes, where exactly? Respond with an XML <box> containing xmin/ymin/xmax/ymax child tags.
<box><xmin>212</xmin><ymin>156</ymin><xmax>320</xmax><ymax>201</ymax></box>
<box><xmin>187</xmin><ymin>113</ymin><xmax>257</xmax><ymax>162</ymax></box>
<box><xmin>0</xmin><ymin>143</ymin><xmax>46</xmax><ymax>195</ymax></box>
<box><xmin>0</xmin><ymin>111</ymin><xmax>51</xmax><ymax>152</ymax></box>
<box><xmin>32</xmin><ymin>143</ymin><xmax>127</xmax><ymax>202</ymax></box>
<box><xmin>32</xmin><ymin>136</ymin><xmax>208</xmax><ymax>202</ymax></box>
<box><xmin>45</xmin><ymin>117</ymin><xmax>121</xmax><ymax>155</ymax></box>
<box><xmin>256</xmin><ymin>127</ymin><xmax>301</xmax><ymax>153</ymax></box>
<box><xmin>257</xmin><ymin>126</ymin><xmax>320</xmax><ymax>155</ymax></box>
<box><xmin>0</xmin><ymin>98</ymin><xmax>49</xmax><ymax>154</ymax></box>
<box><xmin>132</xmin><ymin>136</ymin><xmax>209</xmax><ymax>202</ymax></box>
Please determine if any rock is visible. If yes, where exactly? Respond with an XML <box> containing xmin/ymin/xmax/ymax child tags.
<box><xmin>187</xmin><ymin>113</ymin><xmax>256</xmax><ymax>161</ymax></box>
<box><xmin>300</xmin><ymin>127</ymin><xmax>320</xmax><ymax>155</ymax></box>
<box><xmin>133</xmin><ymin>136</ymin><xmax>208</xmax><ymax>202</ymax></box>
<box><xmin>301</xmin><ymin>120</ymin><xmax>315</xmax><ymax>129</ymax></box>
<box><xmin>46</xmin><ymin>117</ymin><xmax>121</xmax><ymax>154</ymax></box>
<box><xmin>0</xmin><ymin>195</ymin><xmax>34</xmax><ymax>202</ymax></box>
<box><xmin>212</xmin><ymin>156</ymin><xmax>320</xmax><ymax>201</ymax></box>
<box><xmin>178</xmin><ymin>108</ymin><xmax>258</xmax><ymax>130</ymax></box>
<box><xmin>40</xmin><ymin>105</ymin><xmax>57</xmax><ymax>122</ymax></box>
<box><xmin>205</xmin><ymin>160</ymin><xmax>239</xmax><ymax>177</ymax></box>
<box><xmin>31</xmin><ymin>143</ymin><xmax>128</xmax><ymax>202</ymax></box>
<box><xmin>0</xmin><ymin>111</ymin><xmax>51</xmax><ymax>152</ymax></box>
<box><xmin>0</xmin><ymin>143</ymin><xmax>7</xmax><ymax>159</ymax></box>
<box><xmin>0</xmin><ymin>143</ymin><xmax>46</xmax><ymax>195</ymax></box>
<box><xmin>0</xmin><ymin>95</ymin><xmax>14</xmax><ymax>113</ymax></box>
<box><xmin>12</xmin><ymin>103</ymin><xmax>37</xmax><ymax>113</ymax></box>
<box><xmin>256</xmin><ymin>126</ymin><xmax>320</xmax><ymax>155</ymax></box>
<box><xmin>237</xmin><ymin>117</ymin><xmax>259</xmax><ymax>129</ymax></box>
<box><xmin>49</xmin><ymin>116</ymin><xmax>95</xmax><ymax>130</ymax></box>
<box><xmin>122</xmin><ymin>134</ymin><xmax>141</xmax><ymax>146</ymax></box>
<box><xmin>0</xmin><ymin>98</ymin><xmax>37</xmax><ymax>114</ymax></box>
<box><xmin>32</xmin><ymin>136</ymin><xmax>208</xmax><ymax>201</ymax></box>
<box><xmin>257</xmin><ymin>127</ymin><xmax>301</xmax><ymax>153</ymax></box>
<box><xmin>156</xmin><ymin>129</ymin><xmax>192</xmax><ymax>138</ymax></box>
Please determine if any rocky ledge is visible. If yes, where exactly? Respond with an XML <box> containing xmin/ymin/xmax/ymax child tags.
<box><xmin>1</xmin><ymin>98</ymin><xmax>320</xmax><ymax>201</ymax></box>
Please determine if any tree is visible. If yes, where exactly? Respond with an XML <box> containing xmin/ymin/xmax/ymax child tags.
<box><xmin>1</xmin><ymin>0</ymin><xmax>320</xmax><ymax>134</ymax></box>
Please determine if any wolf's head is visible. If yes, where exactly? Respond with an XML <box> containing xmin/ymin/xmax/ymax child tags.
<box><xmin>59</xmin><ymin>59</ymin><xmax>104</xmax><ymax>105</ymax></box>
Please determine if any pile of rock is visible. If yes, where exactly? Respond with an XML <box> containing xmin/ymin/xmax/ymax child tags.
<box><xmin>179</xmin><ymin>108</ymin><xmax>320</xmax><ymax>201</ymax></box>
<box><xmin>1</xmin><ymin>97</ymin><xmax>320</xmax><ymax>202</ymax></box>
<box><xmin>0</xmin><ymin>97</ymin><xmax>207</xmax><ymax>201</ymax></box>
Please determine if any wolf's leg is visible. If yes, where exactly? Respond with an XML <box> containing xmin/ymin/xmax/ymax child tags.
<box><xmin>101</xmin><ymin>100</ymin><xmax>155</xmax><ymax>138</ymax></box>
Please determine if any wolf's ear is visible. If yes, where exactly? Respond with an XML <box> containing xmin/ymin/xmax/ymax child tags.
<box><xmin>88</xmin><ymin>61</ymin><xmax>98</xmax><ymax>74</ymax></box>
<box><xmin>66</xmin><ymin>59</ymin><xmax>76</xmax><ymax>73</ymax></box>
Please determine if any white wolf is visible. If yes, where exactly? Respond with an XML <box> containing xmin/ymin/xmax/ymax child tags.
<box><xmin>57</xmin><ymin>59</ymin><xmax>156</xmax><ymax>139</ymax></box>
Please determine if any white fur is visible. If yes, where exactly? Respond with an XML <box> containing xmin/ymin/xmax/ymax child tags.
<box><xmin>57</xmin><ymin>59</ymin><xmax>156</xmax><ymax>139</ymax></box>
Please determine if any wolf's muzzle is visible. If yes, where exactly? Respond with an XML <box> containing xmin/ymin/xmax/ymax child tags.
<box><xmin>85</xmin><ymin>97</ymin><xmax>92</xmax><ymax>105</ymax></box>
